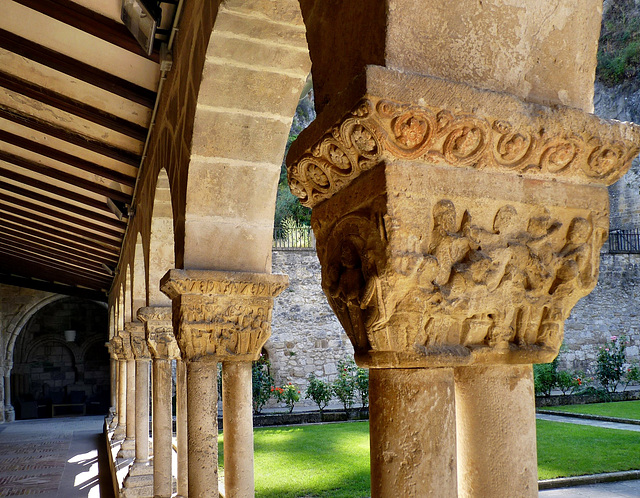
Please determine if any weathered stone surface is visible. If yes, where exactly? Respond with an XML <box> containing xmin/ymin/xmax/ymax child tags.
<box><xmin>138</xmin><ymin>307</ymin><xmax>180</xmax><ymax>360</ymax></box>
<box><xmin>161</xmin><ymin>270</ymin><xmax>288</xmax><ymax>361</ymax></box>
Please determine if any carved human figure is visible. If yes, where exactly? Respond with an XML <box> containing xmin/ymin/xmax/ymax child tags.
<box><xmin>549</xmin><ymin>217</ymin><xmax>594</xmax><ymax>296</ymax></box>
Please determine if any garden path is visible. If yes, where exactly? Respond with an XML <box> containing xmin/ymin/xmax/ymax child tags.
<box><xmin>536</xmin><ymin>413</ymin><xmax>640</xmax><ymax>432</ymax></box>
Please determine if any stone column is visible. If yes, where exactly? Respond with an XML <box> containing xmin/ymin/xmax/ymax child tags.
<box><xmin>287</xmin><ymin>69</ymin><xmax>640</xmax><ymax>497</ymax></box>
<box><xmin>122</xmin><ymin>322</ymin><xmax>154</xmax><ymax>496</ymax></box>
<box><xmin>112</xmin><ymin>335</ymin><xmax>128</xmax><ymax>440</ymax></box>
<box><xmin>4</xmin><ymin>362</ymin><xmax>14</xmax><ymax>423</ymax></box>
<box><xmin>176</xmin><ymin>359</ymin><xmax>188</xmax><ymax>497</ymax></box>
<box><xmin>106</xmin><ymin>341</ymin><xmax>118</xmax><ymax>429</ymax></box>
<box><xmin>118</xmin><ymin>328</ymin><xmax>136</xmax><ymax>459</ymax></box>
<box><xmin>139</xmin><ymin>307</ymin><xmax>180</xmax><ymax>498</ymax></box>
<box><xmin>0</xmin><ymin>362</ymin><xmax>5</xmax><ymax>424</ymax></box>
<box><xmin>161</xmin><ymin>270</ymin><xmax>288</xmax><ymax>498</ymax></box>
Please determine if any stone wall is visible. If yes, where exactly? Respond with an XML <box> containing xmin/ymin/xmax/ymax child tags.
<box><xmin>562</xmin><ymin>251</ymin><xmax>640</xmax><ymax>371</ymax></box>
<box><xmin>269</xmin><ymin>249</ymin><xmax>352</xmax><ymax>407</ymax></box>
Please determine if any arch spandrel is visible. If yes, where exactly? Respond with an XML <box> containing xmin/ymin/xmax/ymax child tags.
<box><xmin>132</xmin><ymin>233</ymin><xmax>147</xmax><ymax>315</ymax></box>
<box><xmin>149</xmin><ymin>168</ymin><xmax>176</xmax><ymax>307</ymax></box>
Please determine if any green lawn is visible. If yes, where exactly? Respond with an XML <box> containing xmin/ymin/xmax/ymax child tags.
<box><xmin>542</xmin><ymin>400</ymin><xmax>640</xmax><ymax>420</ymax></box>
<box><xmin>218</xmin><ymin>419</ymin><xmax>640</xmax><ymax>497</ymax></box>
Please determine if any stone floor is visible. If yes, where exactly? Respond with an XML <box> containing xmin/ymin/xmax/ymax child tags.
<box><xmin>1</xmin><ymin>414</ymin><xmax>640</xmax><ymax>497</ymax></box>
<box><xmin>0</xmin><ymin>416</ymin><xmax>113</xmax><ymax>497</ymax></box>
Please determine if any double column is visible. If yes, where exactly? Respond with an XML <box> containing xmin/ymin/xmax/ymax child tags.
<box><xmin>286</xmin><ymin>67</ymin><xmax>640</xmax><ymax>495</ymax></box>
<box><xmin>111</xmin><ymin>335</ymin><xmax>128</xmax><ymax>440</ymax></box>
<box><xmin>138</xmin><ymin>307</ymin><xmax>185</xmax><ymax>498</ymax></box>
<box><xmin>117</xmin><ymin>328</ymin><xmax>136</xmax><ymax>459</ymax></box>
<box><xmin>161</xmin><ymin>270</ymin><xmax>288</xmax><ymax>498</ymax></box>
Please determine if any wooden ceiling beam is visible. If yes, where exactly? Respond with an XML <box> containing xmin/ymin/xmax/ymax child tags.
<box><xmin>0</xmin><ymin>128</ymin><xmax>136</xmax><ymax>186</ymax></box>
<box><xmin>0</xmin><ymin>180</ymin><xmax>126</xmax><ymax>229</ymax></box>
<box><xmin>0</xmin><ymin>192</ymin><xmax>124</xmax><ymax>239</ymax></box>
<box><xmin>12</xmin><ymin>0</ymin><xmax>160</xmax><ymax>62</ymax></box>
<box><xmin>0</xmin><ymin>28</ymin><xmax>156</xmax><ymax>108</ymax></box>
<box><xmin>0</xmin><ymin>273</ymin><xmax>107</xmax><ymax>301</ymax></box>
<box><xmin>0</xmin><ymin>208</ymin><xmax>121</xmax><ymax>251</ymax></box>
<box><xmin>0</xmin><ymin>248</ymin><xmax>111</xmax><ymax>286</ymax></box>
<box><xmin>0</xmin><ymin>227</ymin><xmax>118</xmax><ymax>266</ymax></box>
<box><xmin>0</xmin><ymin>219</ymin><xmax>119</xmax><ymax>262</ymax></box>
<box><xmin>0</xmin><ymin>152</ymin><xmax>131</xmax><ymax>203</ymax></box>
<box><xmin>0</xmin><ymin>105</ymin><xmax>141</xmax><ymax>167</ymax></box>
<box><xmin>0</xmin><ymin>237</ymin><xmax>111</xmax><ymax>276</ymax></box>
<box><xmin>0</xmin><ymin>71</ymin><xmax>147</xmax><ymax>141</ymax></box>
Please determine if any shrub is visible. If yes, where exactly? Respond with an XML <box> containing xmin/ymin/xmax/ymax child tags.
<box><xmin>624</xmin><ymin>364</ymin><xmax>640</xmax><ymax>391</ymax></box>
<box><xmin>252</xmin><ymin>355</ymin><xmax>274</xmax><ymax>414</ymax></box>
<box><xmin>305</xmin><ymin>374</ymin><xmax>332</xmax><ymax>412</ymax></box>
<box><xmin>355</xmin><ymin>367</ymin><xmax>369</xmax><ymax>408</ymax></box>
<box><xmin>272</xmin><ymin>383</ymin><xmax>301</xmax><ymax>413</ymax></box>
<box><xmin>534</xmin><ymin>358</ymin><xmax>558</xmax><ymax>397</ymax></box>
<box><xmin>596</xmin><ymin>335</ymin><xmax>627</xmax><ymax>393</ymax></box>
<box><xmin>556</xmin><ymin>370</ymin><xmax>580</xmax><ymax>395</ymax></box>
<box><xmin>332</xmin><ymin>358</ymin><xmax>357</xmax><ymax>411</ymax></box>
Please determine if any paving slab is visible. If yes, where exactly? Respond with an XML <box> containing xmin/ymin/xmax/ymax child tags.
<box><xmin>540</xmin><ymin>479</ymin><xmax>640</xmax><ymax>497</ymax></box>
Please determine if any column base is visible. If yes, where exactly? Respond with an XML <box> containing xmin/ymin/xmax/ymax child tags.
<box><xmin>4</xmin><ymin>406</ymin><xmax>14</xmax><ymax>423</ymax></box>
<box><xmin>113</xmin><ymin>425</ymin><xmax>127</xmax><ymax>442</ymax></box>
<box><xmin>122</xmin><ymin>462</ymin><xmax>154</xmax><ymax>497</ymax></box>
<box><xmin>117</xmin><ymin>438</ymin><xmax>136</xmax><ymax>459</ymax></box>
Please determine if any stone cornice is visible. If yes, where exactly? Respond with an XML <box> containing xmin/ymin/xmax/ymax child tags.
<box><xmin>287</xmin><ymin>66</ymin><xmax>640</xmax><ymax>208</ymax></box>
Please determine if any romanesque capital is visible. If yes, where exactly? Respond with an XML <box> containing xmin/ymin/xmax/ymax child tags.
<box><xmin>125</xmin><ymin>322</ymin><xmax>150</xmax><ymax>360</ymax></box>
<box><xmin>160</xmin><ymin>270</ymin><xmax>289</xmax><ymax>361</ymax></box>
<box><xmin>286</xmin><ymin>66</ymin><xmax>640</xmax><ymax>369</ymax></box>
<box><xmin>137</xmin><ymin>307</ymin><xmax>180</xmax><ymax>360</ymax></box>
<box><xmin>112</xmin><ymin>332</ymin><xmax>133</xmax><ymax>361</ymax></box>
<box><xmin>106</xmin><ymin>340</ymin><xmax>118</xmax><ymax>360</ymax></box>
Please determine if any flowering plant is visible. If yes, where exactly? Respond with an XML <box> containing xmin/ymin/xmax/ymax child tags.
<box><xmin>252</xmin><ymin>354</ymin><xmax>274</xmax><ymax>414</ymax></box>
<box><xmin>624</xmin><ymin>364</ymin><xmax>640</xmax><ymax>390</ymax></box>
<box><xmin>332</xmin><ymin>358</ymin><xmax>357</xmax><ymax>411</ymax></box>
<box><xmin>305</xmin><ymin>374</ymin><xmax>332</xmax><ymax>412</ymax></box>
<box><xmin>272</xmin><ymin>383</ymin><xmax>300</xmax><ymax>413</ymax></box>
<box><xmin>596</xmin><ymin>335</ymin><xmax>627</xmax><ymax>393</ymax></box>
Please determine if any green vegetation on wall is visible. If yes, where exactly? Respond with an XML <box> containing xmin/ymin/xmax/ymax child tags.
<box><xmin>597</xmin><ymin>0</ymin><xmax>640</xmax><ymax>87</ymax></box>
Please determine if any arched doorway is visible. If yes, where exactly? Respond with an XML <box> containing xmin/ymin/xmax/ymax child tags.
<box><xmin>11</xmin><ymin>297</ymin><xmax>109</xmax><ymax>419</ymax></box>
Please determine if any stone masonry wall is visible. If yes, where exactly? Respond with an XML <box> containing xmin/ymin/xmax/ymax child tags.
<box><xmin>562</xmin><ymin>251</ymin><xmax>640</xmax><ymax>372</ymax></box>
<box><xmin>269</xmin><ymin>249</ymin><xmax>352</xmax><ymax>407</ymax></box>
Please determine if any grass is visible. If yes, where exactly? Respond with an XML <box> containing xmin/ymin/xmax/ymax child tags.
<box><xmin>217</xmin><ymin>419</ymin><xmax>640</xmax><ymax>496</ymax></box>
<box><xmin>542</xmin><ymin>400</ymin><xmax>640</xmax><ymax>420</ymax></box>
<box><xmin>536</xmin><ymin>419</ymin><xmax>640</xmax><ymax>479</ymax></box>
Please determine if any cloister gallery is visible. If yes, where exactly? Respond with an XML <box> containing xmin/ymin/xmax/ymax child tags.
<box><xmin>1</xmin><ymin>0</ymin><xmax>640</xmax><ymax>497</ymax></box>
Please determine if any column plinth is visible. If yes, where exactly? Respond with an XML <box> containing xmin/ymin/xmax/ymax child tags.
<box><xmin>161</xmin><ymin>270</ymin><xmax>288</xmax><ymax>498</ymax></box>
<box><xmin>139</xmin><ymin>306</ymin><xmax>180</xmax><ymax>498</ymax></box>
<box><xmin>286</xmin><ymin>66</ymin><xmax>640</xmax><ymax>496</ymax></box>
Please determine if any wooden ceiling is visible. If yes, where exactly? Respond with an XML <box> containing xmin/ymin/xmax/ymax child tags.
<box><xmin>0</xmin><ymin>0</ymin><xmax>167</xmax><ymax>301</ymax></box>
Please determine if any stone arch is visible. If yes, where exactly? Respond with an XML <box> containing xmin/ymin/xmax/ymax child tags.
<box><xmin>24</xmin><ymin>336</ymin><xmax>81</xmax><ymax>367</ymax></box>
<box><xmin>148</xmin><ymin>168</ymin><xmax>175</xmax><ymax>306</ymax></box>
<box><xmin>132</xmin><ymin>233</ymin><xmax>147</xmax><ymax>315</ymax></box>
<box><xmin>5</xmin><ymin>294</ymin><xmax>66</xmax><ymax>365</ymax></box>
<box><xmin>179</xmin><ymin>0</ymin><xmax>312</xmax><ymax>272</ymax></box>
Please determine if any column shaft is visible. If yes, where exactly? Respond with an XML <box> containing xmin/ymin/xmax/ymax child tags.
<box><xmin>110</xmin><ymin>358</ymin><xmax>117</xmax><ymax>410</ymax></box>
<box><xmin>135</xmin><ymin>359</ymin><xmax>150</xmax><ymax>463</ymax></box>
<box><xmin>118</xmin><ymin>360</ymin><xmax>127</xmax><ymax>427</ymax></box>
<box><xmin>222</xmin><ymin>362</ymin><xmax>254</xmax><ymax>498</ymax></box>
<box><xmin>187</xmin><ymin>360</ymin><xmax>219</xmax><ymax>498</ymax></box>
<box><xmin>126</xmin><ymin>359</ymin><xmax>136</xmax><ymax>440</ymax></box>
<box><xmin>4</xmin><ymin>372</ymin><xmax>10</xmax><ymax>409</ymax></box>
<box><xmin>369</xmin><ymin>368</ymin><xmax>457</xmax><ymax>498</ymax></box>
<box><xmin>176</xmin><ymin>359</ymin><xmax>188</xmax><ymax>497</ymax></box>
<box><xmin>153</xmin><ymin>359</ymin><xmax>173</xmax><ymax>497</ymax></box>
<box><xmin>454</xmin><ymin>364</ymin><xmax>538</xmax><ymax>498</ymax></box>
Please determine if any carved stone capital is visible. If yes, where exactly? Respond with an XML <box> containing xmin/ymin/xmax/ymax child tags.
<box><xmin>138</xmin><ymin>306</ymin><xmax>180</xmax><ymax>360</ymax></box>
<box><xmin>114</xmin><ymin>331</ymin><xmax>133</xmax><ymax>361</ymax></box>
<box><xmin>125</xmin><ymin>322</ymin><xmax>150</xmax><ymax>360</ymax></box>
<box><xmin>307</xmin><ymin>153</ymin><xmax>615</xmax><ymax>368</ymax></box>
<box><xmin>287</xmin><ymin>66</ymin><xmax>640</xmax><ymax>209</ymax></box>
<box><xmin>160</xmin><ymin>270</ymin><xmax>289</xmax><ymax>361</ymax></box>
<box><xmin>105</xmin><ymin>341</ymin><xmax>118</xmax><ymax>360</ymax></box>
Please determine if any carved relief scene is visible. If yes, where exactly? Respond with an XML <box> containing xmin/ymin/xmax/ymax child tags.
<box><xmin>315</xmin><ymin>165</ymin><xmax>610</xmax><ymax>367</ymax></box>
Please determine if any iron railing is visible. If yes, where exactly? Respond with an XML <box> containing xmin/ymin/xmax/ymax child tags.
<box><xmin>609</xmin><ymin>229</ymin><xmax>640</xmax><ymax>254</ymax></box>
<box><xmin>273</xmin><ymin>225</ymin><xmax>313</xmax><ymax>249</ymax></box>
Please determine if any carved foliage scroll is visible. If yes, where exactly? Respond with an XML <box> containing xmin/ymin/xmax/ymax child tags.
<box><xmin>288</xmin><ymin>97</ymin><xmax>640</xmax><ymax>208</ymax></box>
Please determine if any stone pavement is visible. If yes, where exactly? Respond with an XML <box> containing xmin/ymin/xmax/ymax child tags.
<box><xmin>0</xmin><ymin>416</ymin><xmax>112</xmax><ymax>498</ymax></box>
<box><xmin>536</xmin><ymin>413</ymin><xmax>640</xmax><ymax>432</ymax></box>
<box><xmin>540</xmin><ymin>479</ymin><xmax>640</xmax><ymax>497</ymax></box>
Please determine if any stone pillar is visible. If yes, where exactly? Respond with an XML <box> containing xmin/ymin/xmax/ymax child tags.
<box><xmin>176</xmin><ymin>359</ymin><xmax>188</xmax><ymax>497</ymax></box>
<box><xmin>287</xmin><ymin>65</ymin><xmax>640</xmax><ymax>498</ymax></box>
<box><xmin>139</xmin><ymin>307</ymin><xmax>180</xmax><ymax>498</ymax></box>
<box><xmin>106</xmin><ymin>341</ymin><xmax>119</xmax><ymax>428</ymax></box>
<box><xmin>455</xmin><ymin>364</ymin><xmax>537</xmax><ymax>497</ymax></box>
<box><xmin>161</xmin><ymin>270</ymin><xmax>288</xmax><ymax>498</ymax></box>
<box><xmin>122</xmin><ymin>322</ymin><xmax>154</xmax><ymax>495</ymax></box>
<box><xmin>111</xmin><ymin>335</ymin><xmax>128</xmax><ymax>440</ymax></box>
<box><xmin>0</xmin><ymin>363</ymin><xmax>5</xmax><ymax>424</ymax></box>
<box><xmin>118</xmin><ymin>329</ymin><xmax>136</xmax><ymax>459</ymax></box>
<box><xmin>4</xmin><ymin>362</ymin><xmax>14</xmax><ymax>423</ymax></box>
<box><xmin>221</xmin><ymin>362</ymin><xmax>254</xmax><ymax>497</ymax></box>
